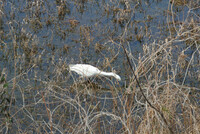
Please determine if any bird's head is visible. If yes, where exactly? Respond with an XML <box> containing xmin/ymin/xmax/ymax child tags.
<box><xmin>113</xmin><ymin>73</ymin><xmax>121</xmax><ymax>81</ymax></box>
<box><xmin>111</xmin><ymin>68</ymin><xmax>121</xmax><ymax>81</ymax></box>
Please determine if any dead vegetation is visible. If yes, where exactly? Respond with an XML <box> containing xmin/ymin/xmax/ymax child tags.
<box><xmin>0</xmin><ymin>0</ymin><xmax>199</xmax><ymax>133</ymax></box>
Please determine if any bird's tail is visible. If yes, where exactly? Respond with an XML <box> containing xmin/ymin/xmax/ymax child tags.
<box><xmin>69</xmin><ymin>64</ymin><xmax>75</xmax><ymax>68</ymax></box>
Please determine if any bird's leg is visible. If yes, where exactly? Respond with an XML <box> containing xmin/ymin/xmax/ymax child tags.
<box><xmin>82</xmin><ymin>78</ymin><xmax>91</xmax><ymax>84</ymax></box>
<box><xmin>88</xmin><ymin>78</ymin><xmax>92</xmax><ymax>83</ymax></box>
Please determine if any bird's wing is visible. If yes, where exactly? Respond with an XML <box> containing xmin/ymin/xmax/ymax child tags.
<box><xmin>69</xmin><ymin>64</ymin><xmax>101</xmax><ymax>77</ymax></box>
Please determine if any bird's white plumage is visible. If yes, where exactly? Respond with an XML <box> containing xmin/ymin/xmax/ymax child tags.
<box><xmin>69</xmin><ymin>64</ymin><xmax>101</xmax><ymax>77</ymax></box>
<box><xmin>69</xmin><ymin>64</ymin><xmax>121</xmax><ymax>81</ymax></box>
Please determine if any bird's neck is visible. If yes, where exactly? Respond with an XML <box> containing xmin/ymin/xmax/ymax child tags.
<box><xmin>99</xmin><ymin>71</ymin><xmax>115</xmax><ymax>77</ymax></box>
<box><xmin>99</xmin><ymin>71</ymin><xmax>121</xmax><ymax>81</ymax></box>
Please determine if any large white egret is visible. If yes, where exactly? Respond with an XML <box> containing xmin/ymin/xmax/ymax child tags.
<box><xmin>69</xmin><ymin>64</ymin><xmax>121</xmax><ymax>81</ymax></box>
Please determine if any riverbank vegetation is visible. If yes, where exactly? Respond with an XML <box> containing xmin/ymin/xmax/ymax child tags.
<box><xmin>0</xmin><ymin>0</ymin><xmax>199</xmax><ymax>133</ymax></box>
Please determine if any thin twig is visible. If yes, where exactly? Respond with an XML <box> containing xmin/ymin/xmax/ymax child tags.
<box><xmin>121</xmin><ymin>42</ymin><xmax>174</xmax><ymax>134</ymax></box>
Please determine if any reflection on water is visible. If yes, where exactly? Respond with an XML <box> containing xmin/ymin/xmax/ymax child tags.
<box><xmin>0</xmin><ymin>0</ymin><xmax>199</xmax><ymax>133</ymax></box>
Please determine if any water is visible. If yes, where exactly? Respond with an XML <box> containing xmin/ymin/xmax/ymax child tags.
<box><xmin>0</xmin><ymin>0</ymin><xmax>199</xmax><ymax>133</ymax></box>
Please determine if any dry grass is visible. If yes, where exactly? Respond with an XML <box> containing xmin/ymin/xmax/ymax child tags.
<box><xmin>0</xmin><ymin>0</ymin><xmax>199</xmax><ymax>134</ymax></box>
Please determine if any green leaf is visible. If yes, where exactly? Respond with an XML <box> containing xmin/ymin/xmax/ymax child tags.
<box><xmin>3</xmin><ymin>83</ymin><xmax>8</xmax><ymax>88</ymax></box>
<box><xmin>0</xmin><ymin>77</ymin><xmax>5</xmax><ymax>83</ymax></box>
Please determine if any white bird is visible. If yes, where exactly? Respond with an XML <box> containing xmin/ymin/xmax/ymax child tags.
<box><xmin>69</xmin><ymin>64</ymin><xmax>121</xmax><ymax>81</ymax></box>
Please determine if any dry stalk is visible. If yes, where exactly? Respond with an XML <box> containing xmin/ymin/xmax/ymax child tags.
<box><xmin>121</xmin><ymin>41</ymin><xmax>174</xmax><ymax>134</ymax></box>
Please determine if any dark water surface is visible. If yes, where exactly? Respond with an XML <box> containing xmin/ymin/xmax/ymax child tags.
<box><xmin>0</xmin><ymin>0</ymin><xmax>199</xmax><ymax>133</ymax></box>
